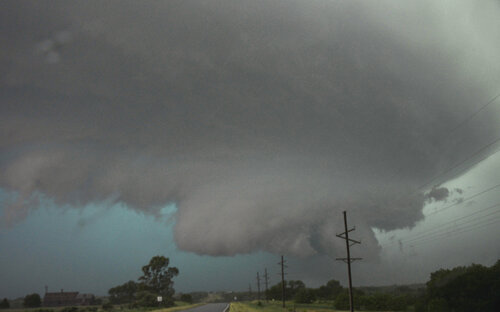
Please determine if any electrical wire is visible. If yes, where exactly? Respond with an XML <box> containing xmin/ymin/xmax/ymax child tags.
<box><xmin>406</xmin><ymin>216</ymin><xmax>500</xmax><ymax>247</ymax></box>
<box><xmin>400</xmin><ymin>208</ymin><xmax>500</xmax><ymax>245</ymax></box>
<box><xmin>426</xmin><ymin>182</ymin><xmax>500</xmax><ymax>216</ymax></box>
<box><xmin>448</xmin><ymin>91</ymin><xmax>500</xmax><ymax>135</ymax></box>
<box><xmin>381</xmin><ymin>202</ymin><xmax>500</xmax><ymax>248</ymax></box>
<box><xmin>418</xmin><ymin>136</ymin><xmax>500</xmax><ymax>190</ymax></box>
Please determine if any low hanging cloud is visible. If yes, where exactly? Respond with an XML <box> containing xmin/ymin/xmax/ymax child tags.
<box><xmin>425</xmin><ymin>187</ymin><xmax>451</xmax><ymax>202</ymax></box>
<box><xmin>1</xmin><ymin>0</ymin><xmax>500</xmax><ymax>259</ymax></box>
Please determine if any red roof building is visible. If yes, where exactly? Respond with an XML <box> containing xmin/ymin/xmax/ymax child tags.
<box><xmin>43</xmin><ymin>290</ymin><xmax>79</xmax><ymax>307</ymax></box>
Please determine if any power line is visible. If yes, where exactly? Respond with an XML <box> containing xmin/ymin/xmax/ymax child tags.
<box><xmin>400</xmin><ymin>207</ymin><xmax>500</xmax><ymax>245</ymax></box>
<box><xmin>418</xmin><ymin>136</ymin><xmax>500</xmax><ymax>190</ymax></box>
<box><xmin>448</xmin><ymin>91</ymin><xmax>500</xmax><ymax>135</ymax></box>
<box><xmin>387</xmin><ymin>137</ymin><xmax>500</xmax><ymax>221</ymax></box>
<box><xmin>382</xmin><ymin>202</ymin><xmax>500</xmax><ymax>248</ymax></box>
<box><xmin>407</xmin><ymin>216</ymin><xmax>500</xmax><ymax>247</ymax></box>
<box><xmin>387</xmin><ymin>90</ymin><xmax>500</xmax><ymax>192</ymax></box>
<box><xmin>379</xmin><ymin>91</ymin><xmax>500</xmax><ymax>251</ymax></box>
<box><xmin>426</xmin><ymin>182</ymin><xmax>500</xmax><ymax>216</ymax></box>
<box><xmin>382</xmin><ymin>181</ymin><xmax>500</xmax><ymax>248</ymax></box>
<box><xmin>430</xmin><ymin>148</ymin><xmax>500</xmax><ymax>190</ymax></box>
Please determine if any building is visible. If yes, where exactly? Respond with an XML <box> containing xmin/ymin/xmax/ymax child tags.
<box><xmin>43</xmin><ymin>289</ymin><xmax>97</xmax><ymax>307</ymax></box>
<box><xmin>43</xmin><ymin>290</ymin><xmax>79</xmax><ymax>307</ymax></box>
<box><xmin>76</xmin><ymin>294</ymin><xmax>97</xmax><ymax>306</ymax></box>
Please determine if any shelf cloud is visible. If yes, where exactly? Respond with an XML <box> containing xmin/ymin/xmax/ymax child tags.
<box><xmin>1</xmin><ymin>0</ymin><xmax>500</xmax><ymax>259</ymax></box>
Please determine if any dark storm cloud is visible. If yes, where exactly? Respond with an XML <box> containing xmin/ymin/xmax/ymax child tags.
<box><xmin>426</xmin><ymin>187</ymin><xmax>450</xmax><ymax>202</ymax></box>
<box><xmin>1</xmin><ymin>0</ymin><xmax>500</xmax><ymax>258</ymax></box>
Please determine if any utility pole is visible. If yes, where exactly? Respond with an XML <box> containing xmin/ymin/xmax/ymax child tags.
<box><xmin>336</xmin><ymin>211</ymin><xmax>362</xmax><ymax>312</ymax></box>
<box><xmin>278</xmin><ymin>255</ymin><xmax>287</xmax><ymax>308</ymax></box>
<box><xmin>249</xmin><ymin>283</ymin><xmax>252</xmax><ymax>299</ymax></box>
<box><xmin>264</xmin><ymin>268</ymin><xmax>270</xmax><ymax>302</ymax></box>
<box><xmin>256</xmin><ymin>272</ymin><xmax>261</xmax><ymax>301</ymax></box>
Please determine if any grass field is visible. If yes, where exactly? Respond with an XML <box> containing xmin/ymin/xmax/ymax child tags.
<box><xmin>229</xmin><ymin>301</ymin><xmax>402</xmax><ymax>312</ymax></box>
<box><xmin>154</xmin><ymin>302</ymin><xmax>204</xmax><ymax>312</ymax></box>
<box><xmin>6</xmin><ymin>301</ymin><xmax>203</xmax><ymax>312</ymax></box>
<box><xmin>230</xmin><ymin>301</ymin><xmax>344</xmax><ymax>312</ymax></box>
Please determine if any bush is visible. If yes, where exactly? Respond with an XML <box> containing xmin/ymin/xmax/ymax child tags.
<box><xmin>294</xmin><ymin>289</ymin><xmax>316</xmax><ymax>304</ymax></box>
<box><xmin>334</xmin><ymin>293</ymin><xmax>350</xmax><ymax>310</ymax></box>
<box><xmin>24</xmin><ymin>293</ymin><xmax>42</xmax><ymax>308</ymax></box>
<box><xmin>0</xmin><ymin>299</ymin><xmax>9</xmax><ymax>309</ymax></box>
<box><xmin>60</xmin><ymin>307</ymin><xmax>78</xmax><ymax>312</ymax></box>
<box><xmin>134</xmin><ymin>291</ymin><xmax>158</xmax><ymax>307</ymax></box>
<box><xmin>414</xmin><ymin>298</ymin><xmax>427</xmax><ymax>312</ymax></box>
<box><xmin>427</xmin><ymin>298</ymin><xmax>450</xmax><ymax>312</ymax></box>
<box><xmin>180</xmin><ymin>294</ymin><xmax>193</xmax><ymax>304</ymax></box>
<box><xmin>102</xmin><ymin>303</ymin><xmax>114</xmax><ymax>311</ymax></box>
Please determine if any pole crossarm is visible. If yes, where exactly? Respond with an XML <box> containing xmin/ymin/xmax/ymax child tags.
<box><xmin>335</xmin><ymin>257</ymin><xmax>363</xmax><ymax>264</ymax></box>
<box><xmin>336</xmin><ymin>234</ymin><xmax>362</xmax><ymax>245</ymax></box>
<box><xmin>336</xmin><ymin>227</ymin><xmax>356</xmax><ymax>236</ymax></box>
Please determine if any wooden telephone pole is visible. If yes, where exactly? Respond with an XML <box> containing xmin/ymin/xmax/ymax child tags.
<box><xmin>256</xmin><ymin>272</ymin><xmax>261</xmax><ymax>301</ymax></box>
<box><xmin>336</xmin><ymin>211</ymin><xmax>362</xmax><ymax>312</ymax></box>
<box><xmin>278</xmin><ymin>255</ymin><xmax>287</xmax><ymax>308</ymax></box>
<box><xmin>264</xmin><ymin>268</ymin><xmax>270</xmax><ymax>302</ymax></box>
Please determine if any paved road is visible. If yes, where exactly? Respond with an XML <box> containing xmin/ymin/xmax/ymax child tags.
<box><xmin>182</xmin><ymin>303</ymin><xmax>229</xmax><ymax>312</ymax></box>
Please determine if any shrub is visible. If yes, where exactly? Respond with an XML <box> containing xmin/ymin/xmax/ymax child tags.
<box><xmin>134</xmin><ymin>291</ymin><xmax>158</xmax><ymax>307</ymax></box>
<box><xmin>60</xmin><ymin>307</ymin><xmax>78</xmax><ymax>312</ymax></box>
<box><xmin>294</xmin><ymin>289</ymin><xmax>316</xmax><ymax>304</ymax></box>
<box><xmin>102</xmin><ymin>303</ymin><xmax>114</xmax><ymax>311</ymax></box>
<box><xmin>427</xmin><ymin>298</ymin><xmax>450</xmax><ymax>312</ymax></box>
<box><xmin>24</xmin><ymin>293</ymin><xmax>42</xmax><ymax>308</ymax></box>
<box><xmin>334</xmin><ymin>293</ymin><xmax>350</xmax><ymax>310</ymax></box>
<box><xmin>180</xmin><ymin>294</ymin><xmax>193</xmax><ymax>304</ymax></box>
<box><xmin>0</xmin><ymin>299</ymin><xmax>9</xmax><ymax>309</ymax></box>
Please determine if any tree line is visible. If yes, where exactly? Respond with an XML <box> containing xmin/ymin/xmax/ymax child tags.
<box><xmin>414</xmin><ymin>259</ymin><xmax>500</xmax><ymax>312</ymax></box>
<box><xmin>261</xmin><ymin>259</ymin><xmax>500</xmax><ymax>311</ymax></box>
<box><xmin>263</xmin><ymin>279</ymin><xmax>417</xmax><ymax>311</ymax></box>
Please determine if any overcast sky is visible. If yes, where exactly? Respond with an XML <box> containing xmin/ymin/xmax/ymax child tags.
<box><xmin>1</xmin><ymin>0</ymin><xmax>500</xmax><ymax>298</ymax></box>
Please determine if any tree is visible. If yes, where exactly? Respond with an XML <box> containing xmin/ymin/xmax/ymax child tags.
<box><xmin>417</xmin><ymin>260</ymin><xmax>500</xmax><ymax>312</ymax></box>
<box><xmin>288</xmin><ymin>280</ymin><xmax>305</xmax><ymax>297</ymax></box>
<box><xmin>267</xmin><ymin>280</ymin><xmax>306</xmax><ymax>301</ymax></box>
<box><xmin>108</xmin><ymin>280</ymin><xmax>139</xmax><ymax>304</ymax></box>
<box><xmin>427</xmin><ymin>298</ymin><xmax>449</xmax><ymax>312</ymax></box>
<box><xmin>294</xmin><ymin>288</ymin><xmax>316</xmax><ymax>304</ymax></box>
<box><xmin>135</xmin><ymin>291</ymin><xmax>159</xmax><ymax>307</ymax></box>
<box><xmin>317</xmin><ymin>279</ymin><xmax>344</xmax><ymax>300</ymax></box>
<box><xmin>335</xmin><ymin>292</ymin><xmax>350</xmax><ymax>310</ymax></box>
<box><xmin>102</xmin><ymin>303</ymin><xmax>114</xmax><ymax>311</ymax></box>
<box><xmin>139</xmin><ymin>255</ymin><xmax>179</xmax><ymax>306</ymax></box>
<box><xmin>24</xmin><ymin>293</ymin><xmax>41</xmax><ymax>308</ymax></box>
<box><xmin>0</xmin><ymin>298</ymin><xmax>9</xmax><ymax>309</ymax></box>
<box><xmin>180</xmin><ymin>294</ymin><xmax>193</xmax><ymax>304</ymax></box>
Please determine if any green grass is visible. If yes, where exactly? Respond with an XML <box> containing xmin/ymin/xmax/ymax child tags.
<box><xmin>229</xmin><ymin>301</ymin><xmax>402</xmax><ymax>312</ymax></box>
<box><xmin>153</xmin><ymin>302</ymin><xmax>204</xmax><ymax>312</ymax></box>
<box><xmin>230</xmin><ymin>301</ymin><xmax>342</xmax><ymax>312</ymax></box>
<box><xmin>7</xmin><ymin>302</ymin><xmax>203</xmax><ymax>312</ymax></box>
